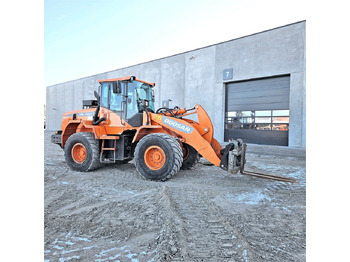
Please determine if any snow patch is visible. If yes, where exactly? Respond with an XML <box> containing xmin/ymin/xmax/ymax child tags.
<box><xmin>226</xmin><ymin>190</ymin><xmax>271</xmax><ymax>205</ymax></box>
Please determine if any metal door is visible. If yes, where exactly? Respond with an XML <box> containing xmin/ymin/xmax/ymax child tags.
<box><xmin>225</xmin><ymin>76</ymin><xmax>290</xmax><ymax>146</ymax></box>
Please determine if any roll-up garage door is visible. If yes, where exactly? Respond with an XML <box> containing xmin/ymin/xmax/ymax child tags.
<box><xmin>225</xmin><ymin>75</ymin><xmax>290</xmax><ymax>146</ymax></box>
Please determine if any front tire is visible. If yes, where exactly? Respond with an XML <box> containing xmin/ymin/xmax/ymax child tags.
<box><xmin>134</xmin><ymin>133</ymin><xmax>183</xmax><ymax>181</ymax></box>
<box><xmin>64</xmin><ymin>132</ymin><xmax>101</xmax><ymax>172</ymax></box>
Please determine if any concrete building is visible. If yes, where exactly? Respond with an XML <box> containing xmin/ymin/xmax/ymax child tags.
<box><xmin>46</xmin><ymin>21</ymin><xmax>306</xmax><ymax>148</ymax></box>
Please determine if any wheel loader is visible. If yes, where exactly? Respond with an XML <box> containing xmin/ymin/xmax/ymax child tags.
<box><xmin>51</xmin><ymin>76</ymin><xmax>295</xmax><ymax>182</ymax></box>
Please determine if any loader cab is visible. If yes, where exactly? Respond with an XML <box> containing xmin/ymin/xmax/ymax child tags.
<box><xmin>99</xmin><ymin>77</ymin><xmax>155</xmax><ymax>126</ymax></box>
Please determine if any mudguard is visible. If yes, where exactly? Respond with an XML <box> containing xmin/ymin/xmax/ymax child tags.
<box><xmin>149</xmin><ymin>105</ymin><xmax>221</xmax><ymax>166</ymax></box>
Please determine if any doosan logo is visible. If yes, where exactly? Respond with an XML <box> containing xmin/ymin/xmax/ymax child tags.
<box><xmin>162</xmin><ymin>117</ymin><xmax>194</xmax><ymax>134</ymax></box>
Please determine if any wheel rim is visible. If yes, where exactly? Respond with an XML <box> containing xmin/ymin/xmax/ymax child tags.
<box><xmin>144</xmin><ymin>145</ymin><xmax>166</xmax><ymax>170</ymax></box>
<box><xmin>71</xmin><ymin>143</ymin><xmax>86</xmax><ymax>164</ymax></box>
<box><xmin>182</xmin><ymin>144</ymin><xmax>189</xmax><ymax>160</ymax></box>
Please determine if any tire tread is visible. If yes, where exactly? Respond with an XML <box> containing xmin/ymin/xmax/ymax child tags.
<box><xmin>64</xmin><ymin>132</ymin><xmax>101</xmax><ymax>172</ymax></box>
<box><xmin>134</xmin><ymin>133</ymin><xmax>183</xmax><ymax>181</ymax></box>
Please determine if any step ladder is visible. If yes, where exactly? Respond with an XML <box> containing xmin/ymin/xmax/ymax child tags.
<box><xmin>100</xmin><ymin>139</ymin><xmax>117</xmax><ymax>163</ymax></box>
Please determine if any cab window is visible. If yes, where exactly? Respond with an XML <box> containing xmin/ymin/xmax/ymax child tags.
<box><xmin>110</xmin><ymin>82</ymin><xmax>124</xmax><ymax>111</ymax></box>
<box><xmin>126</xmin><ymin>84</ymin><xmax>139</xmax><ymax>118</ymax></box>
<box><xmin>101</xmin><ymin>83</ymin><xmax>109</xmax><ymax>108</ymax></box>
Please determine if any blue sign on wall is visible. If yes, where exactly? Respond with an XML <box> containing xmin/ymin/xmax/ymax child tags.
<box><xmin>223</xmin><ymin>68</ymin><xmax>233</xmax><ymax>80</ymax></box>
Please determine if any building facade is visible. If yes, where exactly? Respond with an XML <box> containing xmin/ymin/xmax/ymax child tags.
<box><xmin>46</xmin><ymin>21</ymin><xmax>306</xmax><ymax>148</ymax></box>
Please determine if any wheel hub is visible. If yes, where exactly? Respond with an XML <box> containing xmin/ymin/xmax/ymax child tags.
<box><xmin>71</xmin><ymin>143</ymin><xmax>86</xmax><ymax>164</ymax></box>
<box><xmin>144</xmin><ymin>145</ymin><xmax>166</xmax><ymax>170</ymax></box>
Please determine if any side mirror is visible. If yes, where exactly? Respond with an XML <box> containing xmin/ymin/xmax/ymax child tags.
<box><xmin>94</xmin><ymin>90</ymin><xmax>100</xmax><ymax>100</ymax></box>
<box><xmin>112</xmin><ymin>81</ymin><xmax>122</xmax><ymax>94</ymax></box>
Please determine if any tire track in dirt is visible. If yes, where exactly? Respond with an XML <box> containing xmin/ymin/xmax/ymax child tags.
<box><xmin>152</xmin><ymin>185</ymin><xmax>190</xmax><ymax>261</ymax></box>
<box><xmin>45</xmin><ymin>187</ymin><xmax>161</xmax><ymax>261</ymax></box>
<box><xmin>45</xmin><ymin>131</ymin><xmax>306</xmax><ymax>261</ymax></box>
<box><xmin>154</xmin><ymin>185</ymin><xmax>259</xmax><ymax>261</ymax></box>
<box><xmin>211</xmin><ymin>177</ymin><xmax>306</xmax><ymax>261</ymax></box>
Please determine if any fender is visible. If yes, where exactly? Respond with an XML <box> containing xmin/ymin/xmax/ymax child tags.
<box><xmin>149</xmin><ymin>110</ymin><xmax>222</xmax><ymax>166</ymax></box>
<box><xmin>132</xmin><ymin>125</ymin><xmax>166</xmax><ymax>143</ymax></box>
<box><xmin>61</xmin><ymin>122</ymin><xmax>81</xmax><ymax>148</ymax></box>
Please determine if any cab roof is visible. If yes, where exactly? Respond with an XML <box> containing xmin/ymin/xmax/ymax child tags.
<box><xmin>98</xmin><ymin>76</ymin><xmax>155</xmax><ymax>87</ymax></box>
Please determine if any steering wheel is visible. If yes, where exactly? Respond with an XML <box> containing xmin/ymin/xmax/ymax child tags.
<box><xmin>156</xmin><ymin>107</ymin><xmax>169</xmax><ymax>114</ymax></box>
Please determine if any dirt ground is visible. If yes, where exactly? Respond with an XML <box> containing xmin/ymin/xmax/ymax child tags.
<box><xmin>44</xmin><ymin>130</ymin><xmax>306</xmax><ymax>262</ymax></box>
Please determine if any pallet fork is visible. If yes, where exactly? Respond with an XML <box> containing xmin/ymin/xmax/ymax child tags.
<box><xmin>220</xmin><ymin>139</ymin><xmax>296</xmax><ymax>183</ymax></box>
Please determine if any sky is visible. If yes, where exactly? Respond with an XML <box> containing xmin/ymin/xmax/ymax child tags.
<box><xmin>44</xmin><ymin>0</ymin><xmax>307</xmax><ymax>86</ymax></box>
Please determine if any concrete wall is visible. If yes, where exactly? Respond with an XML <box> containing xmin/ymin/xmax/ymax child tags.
<box><xmin>46</xmin><ymin>21</ymin><xmax>306</xmax><ymax>148</ymax></box>
<box><xmin>217</xmin><ymin>21</ymin><xmax>306</xmax><ymax>147</ymax></box>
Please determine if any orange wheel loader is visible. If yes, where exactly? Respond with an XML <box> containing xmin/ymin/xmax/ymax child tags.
<box><xmin>51</xmin><ymin>76</ymin><xmax>248</xmax><ymax>181</ymax></box>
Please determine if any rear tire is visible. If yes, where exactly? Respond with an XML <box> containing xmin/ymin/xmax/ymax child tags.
<box><xmin>181</xmin><ymin>143</ymin><xmax>199</xmax><ymax>170</ymax></box>
<box><xmin>134</xmin><ymin>133</ymin><xmax>183</xmax><ymax>181</ymax></box>
<box><xmin>64</xmin><ymin>132</ymin><xmax>101</xmax><ymax>172</ymax></box>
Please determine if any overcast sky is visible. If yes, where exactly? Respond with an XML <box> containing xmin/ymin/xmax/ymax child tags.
<box><xmin>44</xmin><ymin>0</ymin><xmax>307</xmax><ymax>86</ymax></box>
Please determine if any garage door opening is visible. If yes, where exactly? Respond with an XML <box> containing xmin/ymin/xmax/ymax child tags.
<box><xmin>224</xmin><ymin>75</ymin><xmax>290</xmax><ymax>146</ymax></box>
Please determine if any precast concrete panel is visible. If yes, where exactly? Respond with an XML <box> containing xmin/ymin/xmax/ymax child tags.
<box><xmin>80</xmin><ymin>73</ymin><xmax>110</xmax><ymax>104</ymax></box>
<box><xmin>213</xmin><ymin>82</ymin><xmax>226</xmax><ymax>142</ymax></box>
<box><xmin>160</xmin><ymin>55</ymin><xmax>185</xmax><ymax>109</ymax></box>
<box><xmin>184</xmin><ymin>47</ymin><xmax>216</xmax><ymax>107</ymax></box>
<box><xmin>215</xmin><ymin>22</ymin><xmax>305</xmax><ymax>82</ymax></box>
<box><xmin>73</xmin><ymin>79</ymin><xmax>84</xmax><ymax>110</ymax></box>
<box><xmin>46</xmin><ymin>85</ymin><xmax>57</xmax><ymax>130</ymax></box>
<box><xmin>96</xmin><ymin>72</ymin><xmax>109</xmax><ymax>84</ymax></box>
<box><xmin>83</xmin><ymin>78</ymin><xmax>97</xmax><ymax>101</ymax></box>
<box><xmin>289</xmin><ymin>72</ymin><xmax>305</xmax><ymax>147</ymax></box>
<box><xmin>184</xmin><ymin>47</ymin><xmax>216</xmax><ymax>130</ymax></box>
<box><xmin>302</xmin><ymin>71</ymin><xmax>306</xmax><ymax>148</ymax></box>
<box><xmin>56</xmin><ymin>85</ymin><xmax>65</xmax><ymax>129</ymax></box>
<box><xmin>106</xmin><ymin>69</ymin><xmax>123</xmax><ymax>79</ymax></box>
<box><xmin>139</xmin><ymin>61</ymin><xmax>162</xmax><ymax>109</ymax></box>
<box><xmin>64</xmin><ymin>83</ymin><xmax>74</xmax><ymax>113</ymax></box>
<box><xmin>122</xmin><ymin>66</ymin><xmax>141</xmax><ymax>80</ymax></box>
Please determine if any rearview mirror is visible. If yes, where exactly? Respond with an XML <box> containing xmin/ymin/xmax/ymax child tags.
<box><xmin>94</xmin><ymin>90</ymin><xmax>100</xmax><ymax>100</ymax></box>
<box><xmin>112</xmin><ymin>81</ymin><xmax>122</xmax><ymax>94</ymax></box>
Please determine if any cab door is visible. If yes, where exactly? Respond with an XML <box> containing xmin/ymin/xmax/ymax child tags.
<box><xmin>100</xmin><ymin>82</ymin><xmax>128</xmax><ymax>131</ymax></box>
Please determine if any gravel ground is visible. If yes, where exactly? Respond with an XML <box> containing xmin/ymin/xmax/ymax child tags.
<box><xmin>44</xmin><ymin>130</ymin><xmax>306</xmax><ymax>262</ymax></box>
